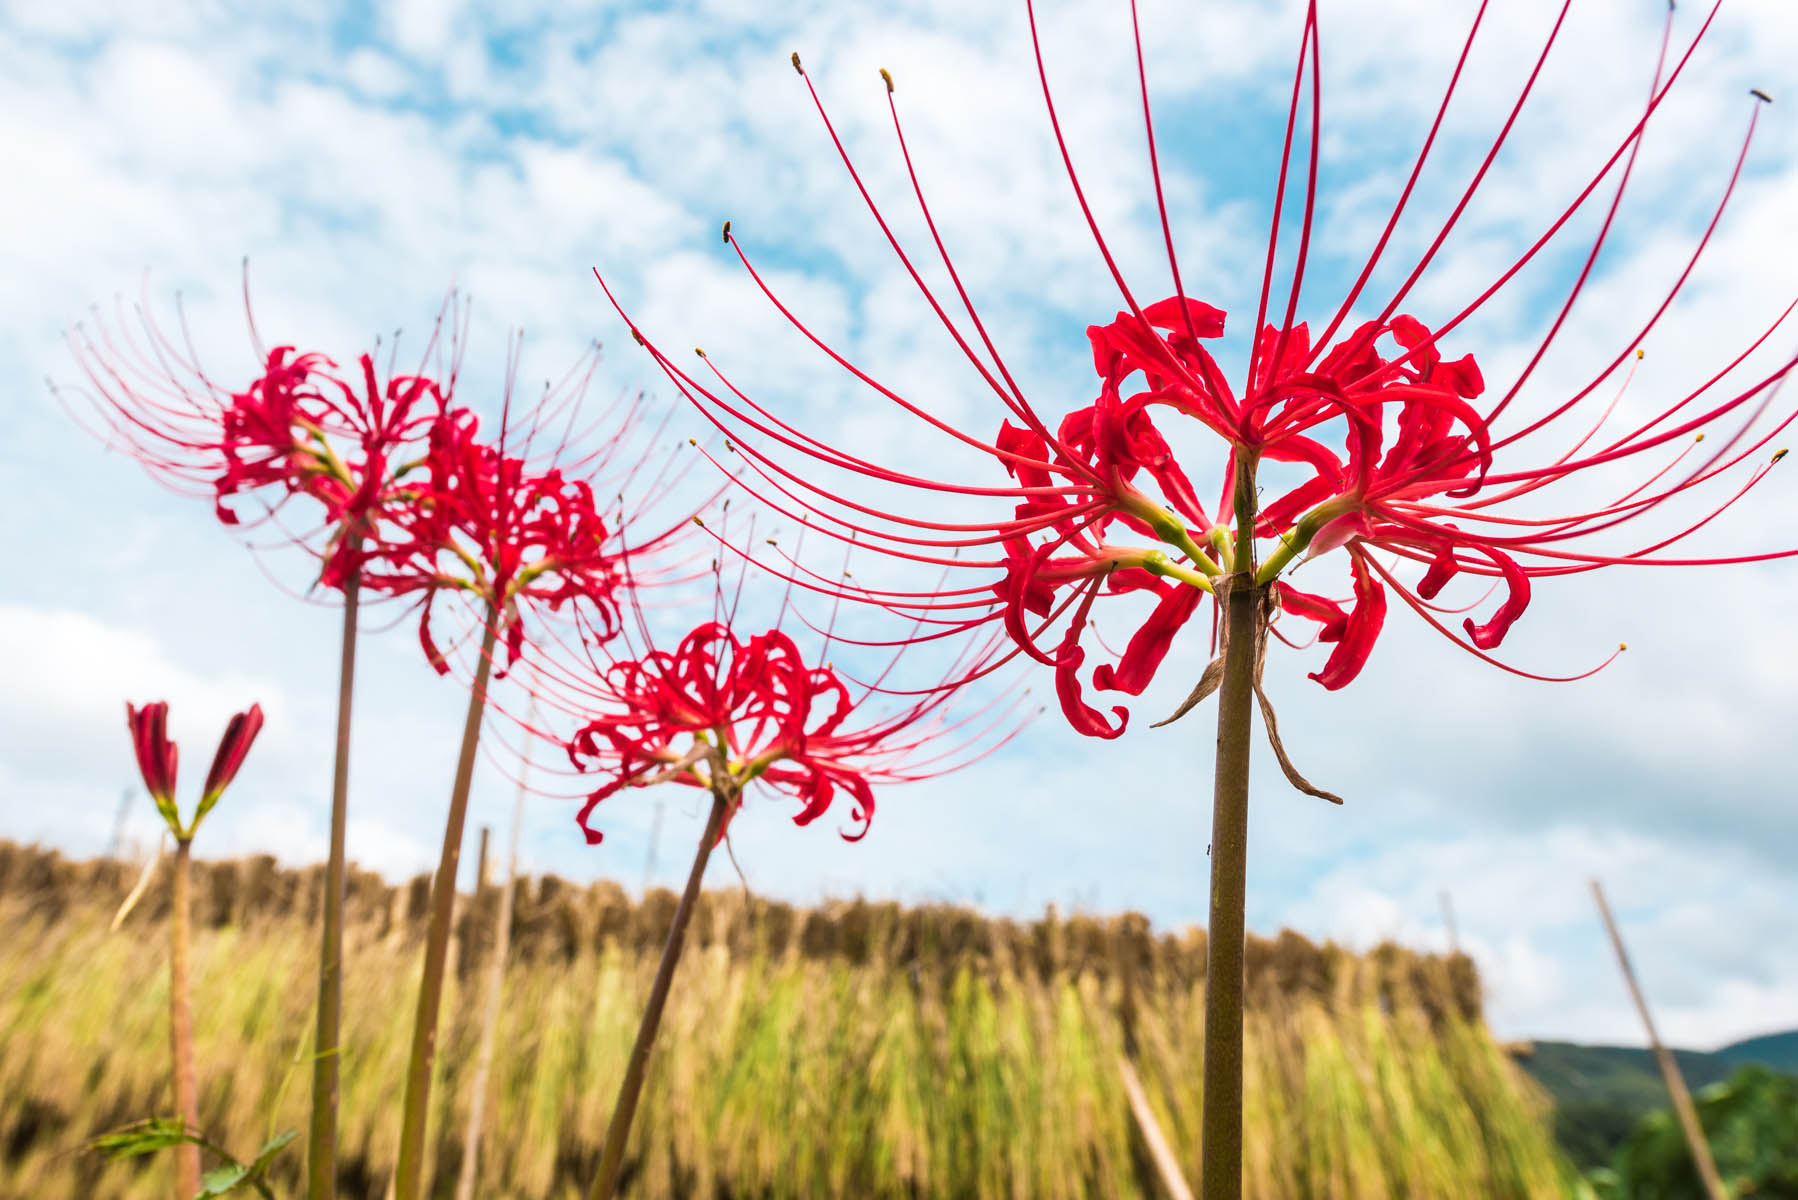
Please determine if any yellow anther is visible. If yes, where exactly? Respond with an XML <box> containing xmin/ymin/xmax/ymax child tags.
<box><xmin>631</xmin><ymin>328</ymin><xmax>644</xmax><ymax>345</ymax></box>
<box><xmin>695</xmin><ymin>347</ymin><xmax>706</xmax><ymax>358</ymax></box>
<box><xmin>693</xmin><ymin>516</ymin><xmax>706</xmax><ymax>526</ymax></box>
<box><xmin>1635</xmin><ymin>348</ymin><xmax>1645</xmax><ymax>360</ymax></box>
<box><xmin>1775</xmin><ymin>448</ymin><xmax>1789</xmax><ymax>463</ymax></box>
<box><xmin>1751</xmin><ymin>88</ymin><xmax>1773</xmax><ymax>104</ymax></box>
<box><xmin>791</xmin><ymin>51</ymin><xmax>803</xmax><ymax>74</ymax></box>
<box><xmin>687</xmin><ymin>437</ymin><xmax>697</xmax><ymax>446</ymax></box>
<box><xmin>1619</xmin><ymin>642</ymin><xmax>1628</xmax><ymax>652</ymax></box>
<box><xmin>880</xmin><ymin>68</ymin><xmax>894</xmax><ymax>93</ymax></box>
<box><xmin>1695</xmin><ymin>432</ymin><xmax>1705</xmax><ymax>442</ymax></box>
<box><xmin>721</xmin><ymin>219</ymin><xmax>732</xmax><ymax>243</ymax></box>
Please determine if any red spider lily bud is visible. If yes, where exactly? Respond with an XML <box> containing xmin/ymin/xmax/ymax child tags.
<box><xmin>126</xmin><ymin>700</ymin><xmax>263</xmax><ymax>837</ymax></box>
<box><xmin>126</xmin><ymin>702</ymin><xmax>179</xmax><ymax>824</ymax></box>
<box><xmin>201</xmin><ymin>703</ymin><xmax>265</xmax><ymax>804</ymax></box>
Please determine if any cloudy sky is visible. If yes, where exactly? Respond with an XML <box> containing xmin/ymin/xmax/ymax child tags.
<box><xmin>3</xmin><ymin>0</ymin><xmax>1795</xmax><ymax>1050</ymax></box>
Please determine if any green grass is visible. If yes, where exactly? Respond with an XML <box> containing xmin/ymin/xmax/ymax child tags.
<box><xmin>0</xmin><ymin>843</ymin><xmax>1578</xmax><ymax>1198</ymax></box>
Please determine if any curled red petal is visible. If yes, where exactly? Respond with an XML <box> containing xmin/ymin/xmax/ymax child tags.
<box><xmin>1274</xmin><ymin>582</ymin><xmax>1347</xmax><ymax>639</ymax></box>
<box><xmin>1093</xmin><ymin>583</ymin><xmax>1204</xmax><ymax>696</ymax></box>
<box><xmin>1307</xmin><ymin>553</ymin><xmax>1387</xmax><ymax>691</ymax></box>
<box><xmin>1462</xmin><ymin>549</ymin><xmax>1532</xmax><ymax>650</ymax></box>
<box><xmin>1141</xmin><ymin>295</ymin><xmax>1227</xmax><ymax>338</ymax></box>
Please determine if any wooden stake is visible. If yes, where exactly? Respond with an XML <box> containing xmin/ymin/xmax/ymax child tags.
<box><xmin>1591</xmin><ymin>879</ymin><xmax>1729</xmax><ymax>1200</ymax></box>
<box><xmin>1120</xmin><ymin>1056</ymin><xmax>1195</xmax><ymax>1200</ymax></box>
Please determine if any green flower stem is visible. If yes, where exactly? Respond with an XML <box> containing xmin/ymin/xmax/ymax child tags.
<box><xmin>169</xmin><ymin>836</ymin><xmax>200</xmax><ymax>1200</ymax></box>
<box><xmin>1143</xmin><ymin>550</ymin><xmax>1217</xmax><ymax>593</ymax></box>
<box><xmin>587</xmin><ymin>785</ymin><xmax>732</xmax><ymax>1200</ymax></box>
<box><xmin>1200</xmin><ymin>454</ymin><xmax>1261</xmax><ymax>1200</ymax></box>
<box><xmin>392</xmin><ymin>610</ymin><xmax>501</xmax><ymax>1200</ymax></box>
<box><xmin>454</xmin><ymin>699</ymin><xmax>534</xmax><ymax>1200</ymax></box>
<box><xmin>1254</xmin><ymin>498</ymin><xmax>1352</xmax><ymax>585</ymax></box>
<box><xmin>308</xmin><ymin>556</ymin><xmax>361</xmax><ymax>1200</ymax></box>
<box><xmin>1125</xmin><ymin>496</ymin><xmax>1223</xmax><ymax>577</ymax></box>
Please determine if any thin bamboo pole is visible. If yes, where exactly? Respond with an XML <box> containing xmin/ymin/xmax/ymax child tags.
<box><xmin>1121</xmin><ymin>1055</ymin><xmax>1196</xmax><ymax>1200</ymax></box>
<box><xmin>1592</xmin><ymin>879</ymin><xmax>1729</xmax><ymax>1200</ymax></box>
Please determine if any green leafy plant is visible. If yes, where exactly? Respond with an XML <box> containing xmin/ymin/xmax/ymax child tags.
<box><xmin>91</xmin><ymin>1119</ymin><xmax>297</xmax><ymax>1199</ymax></box>
<box><xmin>1591</xmin><ymin>1065</ymin><xmax>1798</xmax><ymax>1199</ymax></box>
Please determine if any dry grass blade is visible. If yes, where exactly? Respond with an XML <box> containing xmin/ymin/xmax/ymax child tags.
<box><xmin>109</xmin><ymin>834</ymin><xmax>166</xmax><ymax>933</ymax></box>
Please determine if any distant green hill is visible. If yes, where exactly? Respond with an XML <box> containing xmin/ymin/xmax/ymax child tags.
<box><xmin>1714</xmin><ymin>1029</ymin><xmax>1798</xmax><ymax>1073</ymax></box>
<box><xmin>1516</xmin><ymin>1030</ymin><xmax>1798</xmax><ymax>1169</ymax></box>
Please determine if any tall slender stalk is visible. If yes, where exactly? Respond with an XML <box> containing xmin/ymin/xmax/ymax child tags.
<box><xmin>588</xmin><ymin>788</ymin><xmax>731</xmax><ymax>1200</ymax></box>
<box><xmin>392</xmin><ymin>613</ymin><xmax>500</xmax><ymax>1200</ymax></box>
<box><xmin>454</xmin><ymin>703</ymin><xmax>534</xmax><ymax>1200</ymax></box>
<box><xmin>1592</xmin><ymin>879</ymin><xmax>1729</xmax><ymax>1200</ymax></box>
<box><xmin>169</xmin><ymin>836</ymin><xmax>200</xmax><ymax>1200</ymax></box>
<box><xmin>308</xmin><ymin>558</ymin><xmax>362</xmax><ymax>1200</ymax></box>
<box><xmin>1201</xmin><ymin>454</ymin><xmax>1260</xmax><ymax>1200</ymax></box>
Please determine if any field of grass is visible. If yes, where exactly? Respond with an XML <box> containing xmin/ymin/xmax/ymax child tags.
<box><xmin>0</xmin><ymin>841</ymin><xmax>1578</xmax><ymax>1198</ymax></box>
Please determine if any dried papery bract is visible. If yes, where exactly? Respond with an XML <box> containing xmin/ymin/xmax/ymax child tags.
<box><xmin>520</xmin><ymin>552</ymin><xmax>1025</xmax><ymax>1200</ymax></box>
<box><xmin>596</xmin><ymin>4</ymin><xmax>1797</xmax><ymax>1196</ymax></box>
<box><xmin>64</xmin><ymin>281</ymin><xmax>462</xmax><ymax>1200</ymax></box>
<box><xmin>121</xmin><ymin>701</ymin><xmax>265</xmax><ymax>1200</ymax></box>
<box><xmin>381</xmin><ymin>342</ymin><xmax>699</xmax><ymax>1200</ymax></box>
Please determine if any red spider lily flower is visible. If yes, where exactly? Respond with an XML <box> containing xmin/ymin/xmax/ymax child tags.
<box><xmin>595</xmin><ymin>1</ymin><xmax>1797</xmax><ymax>736</ymax></box>
<box><xmin>125</xmin><ymin>700</ymin><xmax>265</xmax><ymax>838</ymax></box>
<box><xmin>568</xmin><ymin>622</ymin><xmax>877</xmax><ymax>843</ymax></box>
<box><xmin>517</xmin><ymin>543</ymin><xmax>1026</xmax><ymax>844</ymax></box>
<box><xmin>360</xmin><ymin>342</ymin><xmax>701</xmax><ymax>677</ymax></box>
<box><xmin>58</xmin><ymin>276</ymin><xmax>453</xmax><ymax>591</ymax></box>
